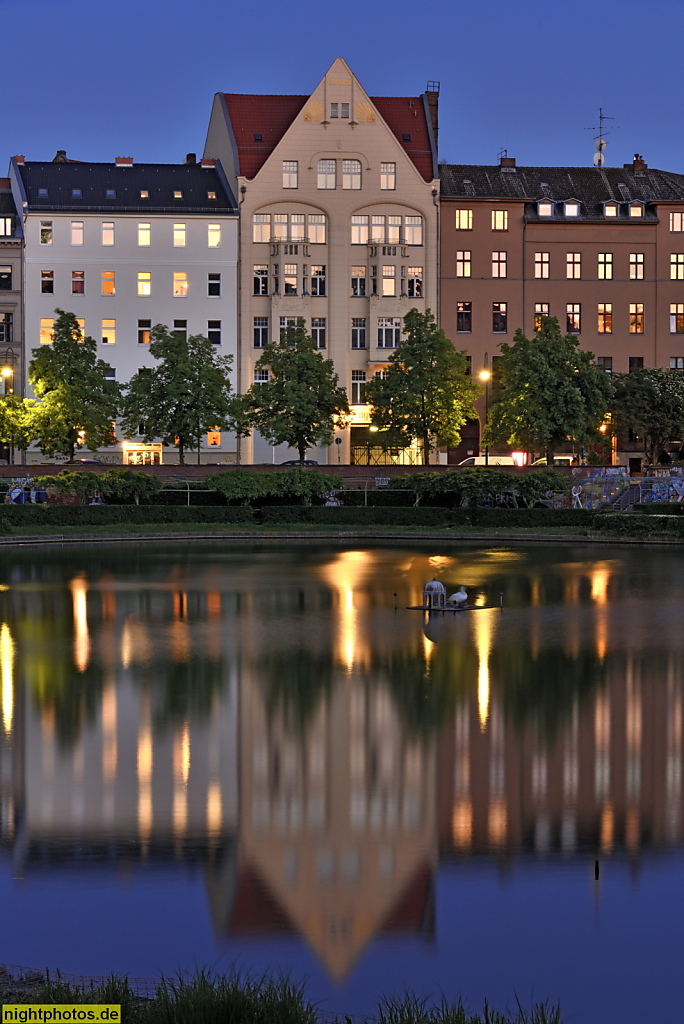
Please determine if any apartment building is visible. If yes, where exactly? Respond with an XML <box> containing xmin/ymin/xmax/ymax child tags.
<box><xmin>440</xmin><ymin>155</ymin><xmax>684</xmax><ymax>462</ymax></box>
<box><xmin>9</xmin><ymin>153</ymin><xmax>238</xmax><ymax>465</ymax></box>
<box><xmin>0</xmin><ymin>177</ymin><xmax>22</xmax><ymax>464</ymax></box>
<box><xmin>203</xmin><ymin>57</ymin><xmax>439</xmax><ymax>465</ymax></box>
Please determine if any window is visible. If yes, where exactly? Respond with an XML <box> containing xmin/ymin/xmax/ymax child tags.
<box><xmin>370</xmin><ymin>265</ymin><xmax>377</xmax><ymax>295</ymax></box>
<box><xmin>492</xmin><ymin>302</ymin><xmax>507</xmax><ymax>333</ymax></box>
<box><xmin>537</xmin><ymin>201</ymin><xmax>553</xmax><ymax>217</ymax></box>
<box><xmin>207</xmin><ymin>429</ymin><xmax>221</xmax><ymax>446</ymax></box>
<box><xmin>138</xmin><ymin>320</ymin><xmax>151</xmax><ymax>344</ymax></box>
<box><xmin>311</xmin><ymin>317</ymin><xmax>326</xmax><ymax>349</ymax></box>
<box><xmin>41</xmin><ymin>270</ymin><xmax>54</xmax><ymax>294</ymax></box>
<box><xmin>207</xmin><ymin>320</ymin><xmax>221</xmax><ymax>345</ymax></box>
<box><xmin>330</xmin><ymin>102</ymin><xmax>338</xmax><ymax>118</ymax></box>
<box><xmin>40</xmin><ymin>317</ymin><xmax>54</xmax><ymax>344</ymax></box>
<box><xmin>534</xmin><ymin>302</ymin><xmax>549</xmax><ymax>331</ymax></box>
<box><xmin>630</xmin><ymin>303</ymin><xmax>644</xmax><ymax>333</ymax></box>
<box><xmin>630</xmin><ymin>253</ymin><xmax>644</xmax><ymax>280</ymax></box>
<box><xmin>101</xmin><ymin>319</ymin><xmax>116</xmax><ymax>345</ymax></box>
<box><xmin>173</xmin><ymin>190</ymin><xmax>183</xmax><ymax>199</ymax></box>
<box><xmin>566</xmin><ymin>303</ymin><xmax>581</xmax><ymax>333</ymax></box>
<box><xmin>0</xmin><ymin>312</ymin><xmax>13</xmax><ymax>342</ymax></box>
<box><xmin>604</xmin><ymin>202</ymin><xmax>619</xmax><ymax>218</ymax></box>
<box><xmin>388</xmin><ymin>216</ymin><xmax>402</xmax><ymax>244</ymax></box>
<box><xmin>351</xmin><ymin>317</ymin><xmax>366</xmax><ymax>349</ymax></box>
<box><xmin>564</xmin><ymin>202</ymin><xmax>580</xmax><ymax>217</ymax></box>
<box><xmin>0</xmin><ymin>217</ymin><xmax>13</xmax><ymax>236</ymax></box>
<box><xmin>173</xmin><ymin>223</ymin><xmax>186</xmax><ymax>247</ymax></box>
<box><xmin>40</xmin><ymin>221</ymin><xmax>53</xmax><ymax>245</ymax></box>
<box><xmin>671</xmin><ymin>254</ymin><xmax>684</xmax><ymax>280</ymax></box>
<box><xmin>317</xmin><ymin>159</ymin><xmax>336</xmax><ymax>189</ymax></box>
<box><xmin>105</xmin><ymin>189</ymin><xmax>116</xmax><ymax>199</ymax></box>
<box><xmin>456</xmin><ymin>251</ymin><xmax>471</xmax><ymax>277</ymax></box>
<box><xmin>351</xmin><ymin>370</ymin><xmax>367</xmax><ymax>405</ymax></box>
<box><xmin>670</xmin><ymin>304</ymin><xmax>684</xmax><ymax>333</ymax></box>
<box><xmin>137</xmin><ymin>272</ymin><xmax>151</xmax><ymax>296</ymax></box>
<box><xmin>457</xmin><ymin>302</ymin><xmax>472</xmax><ymax>333</ymax></box>
<box><xmin>289</xmin><ymin>214</ymin><xmax>305</xmax><ymax>241</ymax></box>
<box><xmin>208</xmin><ymin>273</ymin><xmax>221</xmax><ymax>296</ymax></box>
<box><xmin>311</xmin><ymin>265</ymin><xmax>326</xmax><ymax>296</ymax></box>
<box><xmin>208</xmin><ymin>223</ymin><xmax>221</xmax><ymax>248</ymax></box>
<box><xmin>491</xmin><ymin>210</ymin><xmax>508</xmax><ymax>231</ymax></box>
<box><xmin>566</xmin><ymin>252</ymin><xmax>581</xmax><ymax>279</ymax></box>
<box><xmin>671</xmin><ymin>213</ymin><xmax>684</xmax><ymax>232</ymax></box>
<box><xmin>629</xmin><ymin>357</ymin><xmax>644</xmax><ymax>371</ymax></box>
<box><xmin>71</xmin><ymin>221</ymin><xmax>84</xmax><ymax>246</ymax></box>
<box><xmin>671</xmin><ymin>356</ymin><xmax>684</xmax><ymax>369</ymax></box>
<box><xmin>371</xmin><ymin>215</ymin><xmax>385</xmax><ymax>243</ymax></box>
<box><xmin>351</xmin><ymin>266</ymin><xmax>366</xmax><ymax>296</ymax></box>
<box><xmin>492</xmin><ymin>251</ymin><xmax>507</xmax><ymax>278</ymax></box>
<box><xmin>253</xmin><ymin>265</ymin><xmax>269</xmax><ymax>295</ymax></box>
<box><xmin>140</xmin><ymin>190</ymin><xmax>149</xmax><ymax>199</ymax></box>
<box><xmin>253</xmin><ymin>316</ymin><xmax>269</xmax><ymax>347</ymax></box>
<box><xmin>534</xmin><ymin>252</ymin><xmax>550</xmax><ymax>279</ymax></box>
<box><xmin>382</xmin><ymin>265</ymin><xmax>396</xmax><ymax>296</ymax></box>
<box><xmin>207</xmin><ymin>191</ymin><xmax>216</xmax><ymax>200</ymax></box>
<box><xmin>455</xmin><ymin>209</ymin><xmax>473</xmax><ymax>230</ymax></box>
<box><xmin>272</xmin><ymin>264</ymin><xmax>279</xmax><ymax>293</ymax></box>
<box><xmin>253</xmin><ymin>213</ymin><xmax>271</xmax><ymax>242</ymax></box>
<box><xmin>102</xmin><ymin>367</ymin><xmax>116</xmax><ymax>381</ymax></box>
<box><xmin>284</xmin><ymin>264</ymin><xmax>297</xmax><ymax>295</ymax></box>
<box><xmin>407</xmin><ymin>266</ymin><xmax>422</xmax><ymax>298</ymax></box>
<box><xmin>283</xmin><ymin>161</ymin><xmax>298</xmax><ymax>188</ymax></box>
<box><xmin>343</xmin><ymin>160</ymin><xmax>361</xmax><ymax>189</ymax></box>
<box><xmin>173</xmin><ymin>272</ymin><xmax>188</xmax><ymax>297</ymax></box>
<box><xmin>308</xmin><ymin>214</ymin><xmax>326</xmax><ymax>244</ymax></box>
<box><xmin>173</xmin><ymin>320</ymin><xmax>187</xmax><ymax>341</ymax></box>
<box><xmin>378</xmin><ymin>316</ymin><xmax>401</xmax><ymax>348</ymax></box>
<box><xmin>272</xmin><ymin>214</ymin><xmax>288</xmax><ymax>241</ymax></box>
<box><xmin>101</xmin><ymin>270</ymin><xmax>115</xmax><ymax>295</ymax></box>
<box><xmin>71</xmin><ymin>270</ymin><xmax>84</xmax><ymax>294</ymax></box>
<box><xmin>381</xmin><ymin>162</ymin><xmax>396</xmax><ymax>190</ymax></box>
<box><xmin>351</xmin><ymin>215</ymin><xmax>369</xmax><ymax>245</ymax></box>
<box><xmin>597</xmin><ymin>357</ymin><xmax>613</xmax><ymax>374</ymax></box>
<box><xmin>279</xmin><ymin>316</ymin><xmax>299</xmax><ymax>339</ymax></box>
<box><xmin>597</xmin><ymin>303</ymin><xmax>613</xmax><ymax>333</ymax></box>
<box><xmin>405</xmin><ymin>216</ymin><xmax>423</xmax><ymax>245</ymax></box>
<box><xmin>102</xmin><ymin>222</ymin><xmax>114</xmax><ymax>245</ymax></box>
<box><xmin>254</xmin><ymin>368</ymin><xmax>269</xmax><ymax>384</ymax></box>
<box><xmin>598</xmin><ymin>253</ymin><xmax>613</xmax><ymax>280</ymax></box>
<box><xmin>629</xmin><ymin>203</ymin><xmax>643</xmax><ymax>218</ymax></box>
<box><xmin>0</xmin><ymin>267</ymin><xmax>11</xmax><ymax>290</ymax></box>
<box><xmin>138</xmin><ymin>222</ymin><xmax>151</xmax><ymax>246</ymax></box>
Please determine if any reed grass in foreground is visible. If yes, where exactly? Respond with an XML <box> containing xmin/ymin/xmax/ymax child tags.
<box><xmin>2</xmin><ymin>969</ymin><xmax>563</xmax><ymax>1024</ymax></box>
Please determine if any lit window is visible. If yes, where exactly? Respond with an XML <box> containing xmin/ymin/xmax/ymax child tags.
<box><xmin>534</xmin><ymin>302</ymin><xmax>549</xmax><ymax>331</ymax></box>
<box><xmin>382</xmin><ymin>265</ymin><xmax>396</xmax><ymax>296</ymax></box>
<box><xmin>311</xmin><ymin>265</ymin><xmax>326</xmax><ymax>296</ymax></box>
<box><xmin>72</xmin><ymin>270</ymin><xmax>84</xmax><ymax>294</ymax></box>
<box><xmin>137</xmin><ymin>272</ymin><xmax>151</xmax><ymax>296</ymax></box>
<box><xmin>381</xmin><ymin>163</ymin><xmax>396</xmax><ymax>190</ymax></box>
<box><xmin>604</xmin><ymin>202</ymin><xmax>619</xmax><ymax>217</ymax></box>
<box><xmin>371</xmin><ymin>215</ymin><xmax>385</xmax><ymax>243</ymax></box>
<box><xmin>351</xmin><ymin>266</ymin><xmax>366</xmax><ymax>296</ymax></box>
<box><xmin>253</xmin><ymin>214</ymin><xmax>271</xmax><ymax>242</ymax></box>
<box><xmin>174</xmin><ymin>223</ymin><xmax>186</xmax><ymax>247</ymax></box>
<box><xmin>173</xmin><ymin>272</ymin><xmax>188</xmax><ymax>297</ymax></box>
<box><xmin>138</xmin><ymin>319</ymin><xmax>151</xmax><ymax>344</ymax></box>
<box><xmin>492</xmin><ymin>302</ymin><xmax>507</xmax><ymax>333</ymax></box>
<box><xmin>101</xmin><ymin>318</ymin><xmax>116</xmax><ymax>344</ymax></box>
<box><xmin>37</xmin><ymin>188</ymin><xmax>48</xmax><ymax>197</ymax></box>
<box><xmin>40</xmin><ymin>221</ymin><xmax>53</xmax><ymax>244</ymax></box>
<box><xmin>629</xmin><ymin>203</ymin><xmax>643</xmax><ymax>218</ymax></box>
<box><xmin>207</xmin><ymin>223</ymin><xmax>221</xmax><ymax>248</ymax></box>
<box><xmin>535</xmin><ymin>252</ymin><xmax>549</xmax><ymax>279</ymax></box>
<box><xmin>407</xmin><ymin>266</ymin><xmax>423</xmax><ymax>298</ymax></box>
<box><xmin>282</xmin><ymin>161</ymin><xmax>298</xmax><ymax>189</ymax></box>
<box><xmin>597</xmin><ymin>303</ymin><xmax>612</xmax><ymax>333</ymax></box>
<box><xmin>492</xmin><ymin>251</ymin><xmax>507</xmax><ymax>278</ymax></box>
<box><xmin>253</xmin><ymin>317</ymin><xmax>268</xmax><ymax>348</ymax></box>
<box><xmin>207</xmin><ymin>428</ymin><xmax>221</xmax><ymax>446</ymax></box>
<box><xmin>630</xmin><ymin>303</ymin><xmax>644</xmax><ymax>334</ymax></box>
<box><xmin>106</xmin><ymin>189</ymin><xmax>116</xmax><ymax>199</ymax></box>
<box><xmin>311</xmin><ymin>317</ymin><xmax>326</xmax><ymax>349</ymax></box>
<box><xmin>598</xmin><ymin>253</ymin><xmax>613</xmax><ymax>280</ymax></box>
<box><xmin>455</xmin><ymin>209</ymin><xmax>473</xmax><ymax>230</ymax></box>
<box><xmin>564</xmin><ymin>202</ymin><xmax>580</xmax><ymax>217</ymax></box>
<box><xmin>0</xmin><ymin>267</ymin><xmax>11</xmax><ymax>290</ymax></box>
<box><xmin>138</xmin><ymin>222</ymin><xmax>151</xmax><ymax>246</ymax></box>
<box><xmin>351</xmin><ymin>215</ymin><xmax>369</xmax><ymax>244</ymax></box>
<box><xmin>0</xmin><ymin>218</ymin><xmax>13</xmax><ymax>236</ymax></box>
<box><xmin>308</xmin><ymin>214</ymin><xmax>326</xmax><ymax>244</ymax></box>
<box><xmin>207</xmin><ymin>320</ymin><xmax>221</xmax><ymax>345</ymax></box>
<box><xmin>291</xmin><ymin>214</ymin><xmax>305</xmax><ymax>241</ymax></box>
<box><xmin>456</xmin><ymin>251</ymin><xmax>471</xmax><ymax>278</ymax></box>
<box><xmin>343</xmin><ymin>159</ymin><xmax>361</xmax><ymax>189</ymax></box>
<box><xmin>351</xmin><ymin>370</ymin><xmax>367</xmax><ymax>404</ymax></box>
<box><xmin>405</xmin><ymin>216</ymin><xmax>422</xmax><ymax>245</ymax></box>
<box><xmin>71</xmin><ymin>221</ymin><xmax>84</xmax><ymax>245</ymax></box>
<box><xmin>253</xmin><ymin>265</ymin><xmax>269</xmax><ymax>295</ymax></box>
<box><xmin>40</xmin><ymin>270</ymin><xmax>54</xmax><ymax>294</ymax></box>
<box><xmin>102</xmin><ymin>222</ymin><xmax>114</xmax><ymax>245</ymax></box>
<box><xmin>40</xmin><ymin>317</ymin><xmax>54</xmax><ymax>344</ymax></box>
<box><xmin>457</xmin><ymin>302</ymin><xmax>472</xmax><ymax>333</ymax></box>
<box><xmin>388</xmin><ymin>216</ymin><xmax>402</xmax><ymax>244</ymax></box>
<box><xmin>317</xmin><ymin>159</ymin><xmax>336</xmax><ymax>189</ymax></box>
<box><xmin>671</xmin><ymin>304</ymin><xmax>684</xmax><ymax>333</ymax></box>
<box><xmin>566</xmin><ymin>303</ymin><xmax>581</xmax><ymax>333</ymax></box>
<box><xmin>670</xmin><ymin>213</ymin><xmax>684</xmax><ymax>232</ymax></box>
<box><xmin>207</xmin><ymin>191</ymin><xmax>216</xmax><ymax>200</ymax></box>
<box><xmin>351</xmin><ymin>317</ymin><xmax>366</xmax><ymax>349</ymax></box>
<box><xmin>284</xmin><ymin>264</ymin><xmax>297</xmax><ymax>295</ymax></box>
<box><xmin>671</xmin><ymin>254</ymin><xmax>684</xmax><ymax>280</ymax></box>
<box><xmin>537</xmin><ymin>201</ymin><xmax>553</xmax><ymax>217</ymax></box>
<box><xmin>173</xmin><ymin>190</ymin><xmax>183</xmax><ymax>199</ymax></box>
<box><xmin>208</xmin><ymin>273</ymin><xmax>221</xmax><ymax>296</ymax></box>
<box><xmin>273</xmin><ymin>214</ymin><xmax>288</xmax><ymax>241</ymax></box>
<box><xmin>630</xmin><ymin>253</ymin><xmax>644</xmax><ymax>280</ymax></box>
<box><xmin>140</xmin><ymin>190</ymin><xmax>149</xmax><ymax>199</ymax></box>
<box><xmin>567</xmin><ymin>252</ymin><xmax>581</xmax><ymax>279</ymax></box>
<box><xmin>378</xmin><ymin>316</ymin><xmax>401</xmax><ymax>348</ymax></box>
<box><xmin>101</xmin><ymin>270</ymin><xmax>115</xmax><ymax>295</ymax></box>
<box><xmin>491</xmin><ymin>210</ymin><xmax>508</xmax><ymax>231</ymax></box>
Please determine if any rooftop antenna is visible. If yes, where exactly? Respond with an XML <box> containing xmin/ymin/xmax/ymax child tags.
<box><xmin>585</xmin><ymin>108</ymin><xmax>619</xmax><ymax>167</ymax></box>
<box><xmin>497</xmin><ymin>147</ymin><xmax>508</xmax><ymax>162</ymax></box>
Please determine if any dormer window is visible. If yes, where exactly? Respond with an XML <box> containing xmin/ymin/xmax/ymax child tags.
<box><xmin>173</xmin><ymin>191</ymin><xmax>183</xmax><ymax>199</ymax></box>
<box><xmin>537</xmin><ymin>201</ymin><xmax>553</xmax><ymax>217</ymax></box>
<box><xmin>38</xmin><ymin>188</ymin><xmax>48</xmax><ymax>197</ymax></box>
<box><xmin>564</xmin><ymin>201</ymin><xmax>580</xmax><ymax>217</ymax></box>
<box><xmin>207</xmin><ymin>191</ymin><xmax>216</xmax><ymax>199</ymax></box>
<box><xmin>629</xmin><ymin>202</ymin><xmax>644</xmax><ymax>218</ymax></box>
<box><xmin>140</xmin><ymin>190</ymin><xmax>149</xmax><ymax>198</ymax></box>
<box><xmin>604</xmin><ymin>202</ymin><xmax>619</xmax><ymax>217</ymax></box>
<box><xmin>253</xmin><ymin>134</ymin><xmax>262</xmax><ymax>142</ymax></box>
<box><xmin>106</xmin><ymin>189</ymin><xmax>116</xmax><ymax>198</ymax></box>
<box><xmin>72</xmin><ymin>189</ymin><xmax>82</xmax><ymax>198</ymax></box>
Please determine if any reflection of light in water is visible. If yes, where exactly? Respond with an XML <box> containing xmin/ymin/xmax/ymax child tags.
<box><xmin>207</xmin><ymin>781</ymin><xmax>222</xmax><ymax>833</ymax></box>
<box><xmin>428</xmin><ymin>556</ymin><xmax>454</xmax><ymax>571</ymax></box>
<box><xmin>173</xmin><ymin>725</ymin><xmax>190</xmax><ymax>834</ymax></box>
<box><xmin>471</xmin><ymin>610</ymin><xmax>499</xmax><ymax>731</ymax></box>
<box><xmin>69</xmin><ymin>576</ymin><xmax>90</xmax><ymax>672</ymax></box>
<box><xmin>121</xmin><ymin>617</ymin><xmax>152</xmax><ymax>669</ymax></box>
<box><xmin>422</xmin><ymin>630</ymin><xmax>436</xmax><ymax>661</ymax></box>
<box><xmin>488</xmin><ymin>798</ymin><xmax>507</xmax><ymax>846</ymax></box>
<box><xmin>452</xmin><ymin>797</ymin><xmax>472</xmax><ymax>848</ymax></box>
<box><xmin>102</xmin><ymin>684</ymin><xmax>117</xmax><ymax>782</ymax></box>
<box><xmin>625</xmin><ymin>807</ymin><xmax>640</xmax><ymax>852</ymax></box>
<box><xmin>137</xmin><ymin>703</ymin><xmax>153</xmax><ymax>842</ymax></box>
<box><xmin>318</xmin><ymin>550</ymin><xmax>375</xmax><ymax>672</ymax></box>
<box><xmin>600</xmin><ymin>803</ymin><xmax>614</xmax><ymax>853</ymax></box>
<box><xmin>590</xmin><ymin>565</ymin><xmax>612</xmax><ymax>659</ymax></box>
<box><xmin>0</xmin><ymin>622</ymin><xmax>14</xmax><ymax>736</ymax></box>
<box><xmin>169</xmin><ymin>621</ymin><xmax>190</xmax><ymax>663</ymax></box>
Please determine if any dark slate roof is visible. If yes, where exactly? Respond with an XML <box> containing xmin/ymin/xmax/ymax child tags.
<box><xmin>0</xmin><ymin>189</ymin><xmax>18</xmax><ymax>217</ymax></box>
<box><xmin>439</xmin><ymin>164</ymin><xmax>684</xmax><ymax>219</ymax></box>
<box><xmin>17</xmin><ymin>162</ymin><xmax>237</xmax><ymax>213</ymax></box>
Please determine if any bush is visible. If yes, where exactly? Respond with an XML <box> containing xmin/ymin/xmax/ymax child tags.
<box><xmin>387</xmin><ymin>468</ymin><xmax>568</xmax><ymax>508</ymax></box>
<box><xmin>337</xmin><ymin>488</ymin><xmax>416</xmax><ymax>507</ymax></box>
<box><xmin>593</xmin><ymin>513</ymin><xmax>684</xmax><ymax>537</ymax></box>
<box><xmin>207</xmin><ymin>467</ymin><xmax>343</xmax><ymax>505</ymax></box>
<box><xmin>259</xmin><ymin>505</ymin><xmax>451</xmax><ymax>526</ymax></box>
<box><xmin>151</xmin><ymin>489</ymin><xmax>227</xmax><ymax>506</ymax></box>
<box><xmin>99</xmin><ymin>468</ymin><xmax>162</xmax><ymax>505</ymax></box>
<box><xmin>632</xmin><ymin>502</ymin><xmax>684</xmax><ymax>515</ymax></box>
<box><xmin>0</xmin><ymin>504</ymin><xmax>255</xmax><ymax>529</ymax></box>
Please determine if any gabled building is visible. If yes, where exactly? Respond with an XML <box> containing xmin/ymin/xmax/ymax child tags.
<box><xmin>9</xmin><ymin>153</ymin><xmax>239</xmax><ymax>465</ymax></box>
<box><xmin>204</xmin><ymin>58</ymin><xmax>440</xmax><ymax>465</ymax></box>
<box><xmin>0</xmin><ymin>177</ymin><xmax>22</xmax><ymax>464</ymax></box>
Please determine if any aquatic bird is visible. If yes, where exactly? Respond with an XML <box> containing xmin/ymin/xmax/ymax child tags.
<box><xmin>446</xmin><ymin>586</ymin><xmax>468</xmax><ymax>607</ymax></box>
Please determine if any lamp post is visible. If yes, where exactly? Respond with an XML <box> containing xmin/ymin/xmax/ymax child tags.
<box><xmin>1</xmin><ymin>347</ymin><xmax>16</xmax><ymax>465</ymax></box>
<box><xmin>479</xmin><ymin>354</ymin><xmax>491</xmax><ymax>467</ymax></box>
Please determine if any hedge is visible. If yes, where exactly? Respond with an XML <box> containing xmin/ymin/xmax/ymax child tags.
<box><xmin>0</xmin><ymin>504</ymin><xmax>255</xmax><ymax>528</ymax></box>
<box><xmin>259</xmin><ymin>505</ymin><xmax>451</xmax><ymax>526</ymax></box>
<box><xmin>632</xmin><ymin>502</ymin><xmax>684</xmax><ymax>515</ymax></box>
<box><xmin>150</xmin><ymin>489</ymin><xmax>227</xmax><ymax>506</ymax></box>
<box><xmin>592</xmin><ymin>513</ymin><xmax>684</xmax><ymax>537</ymax></box>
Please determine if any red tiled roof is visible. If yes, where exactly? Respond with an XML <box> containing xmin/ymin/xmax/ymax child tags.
<box><xmin>223</xmin><ymin>93</ymin><xmax>435</xmax><ymax>182</ymax></box>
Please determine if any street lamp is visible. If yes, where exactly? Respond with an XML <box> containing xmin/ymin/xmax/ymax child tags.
<box><xmin>479</xmin><ymin>354</ymin><xmax>490</xmax><ymax>466</ymax></box>
<box><xmin>1</xmin><ymin>346</ymin><xmax>14</xmax><ymax>395</ymax></box>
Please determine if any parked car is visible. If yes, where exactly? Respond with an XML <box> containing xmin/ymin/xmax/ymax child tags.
<box><xmin>458</xmin><ymin>456</ymin><xmax>517</xmax><ymax>466</ymax></box>
<box><xmin>279</xmin><ymin>460</ymin><xmax>319</xmax><ymax>466</ymax></box>
<box><xmin>531</xmin><ymin>456</ymin><xmax>574</xmax><ymax>466</ymax></box>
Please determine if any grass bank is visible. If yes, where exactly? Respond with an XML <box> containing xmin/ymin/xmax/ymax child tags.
<box><xmin>0</xmin><ymin>967</ymin><xmax>562</xmax><ymax>1024</ymax></box>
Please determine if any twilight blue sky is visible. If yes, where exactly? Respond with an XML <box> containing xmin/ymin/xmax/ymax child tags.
<box><xmin>3</xmin><ymin>0</ymin><xmax>684</xmax><ymax>176</ymax></box>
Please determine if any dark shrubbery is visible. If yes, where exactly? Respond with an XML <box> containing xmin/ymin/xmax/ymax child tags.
<box><xmin>259</xmin><ymin>505</ymin><xmax>451</xmax><ymax>526</ymax></box>
<box><xmin>593</xmin><ymin>513</ymin><xmax>684</xmax><ymax>537</ymax></box>
<box><xmin>207</xmin><ymin>467</ymin><xmax>343</xmax><ymax>505</ymax></box>
<box><xmin>632</xmin><ymin>502</ymin><xmax>684</xmax><ymax>515</ymax></box>
<box><xmin>0</xmin><ymin>504</ymin><xmax>254</xmax><ymax>529</ymax></box>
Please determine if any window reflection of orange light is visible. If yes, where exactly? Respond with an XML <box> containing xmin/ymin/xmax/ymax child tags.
<box><xmin>102</xmin><ymin>685</ymin><xmax>117</xmax><ymax>782</ymax></box>
<box><xmin>207</xmin><ymin>782</ymin><xmax>222</xmax><ymax>833</ymax></box>
<box><xmin>452</xmin><ymin>798</ymin><xmax>473</xmax><ymax>848</ymax></box>
<box><xmin>625</xmin><ymin>807</ymin><xmax>640</xmax><ymax>852</ymax></box>
<box><xmin>69</xmin><ymin>576</ymin><xmax>90</xmax><ymax>672</ymax></box>
<box><xmin>488</xmin><ymin>798</ymin><xmax>507</xmax><ymax>846</ymax></box>
<box><xmin>137</xmin><ymin>718</ymin><xmax>153</xmax><ymax>840</ymax></box>
<box><xmin>0</xmin><ymin>623</ymin><xmax>14</xmax><ymax>736</ymax></box>
<box><xmin>207</xmin><ymin>591</ymin><xmax>221</xmax><ymax>619</ymax></box>
<box><xmin>600</xmin><ymin>803</ymin><xmax>614</xmax><ymax>853</ymax></box>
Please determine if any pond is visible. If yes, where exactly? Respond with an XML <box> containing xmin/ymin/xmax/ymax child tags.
<box><xmin>0</xmin><ymin>540</ymin><xmax>683</xmax><ymax>1023</ymax></box>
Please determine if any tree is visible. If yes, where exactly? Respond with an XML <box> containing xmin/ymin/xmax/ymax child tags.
<box><xmin>363</xmin><ymin>308</ymin><xmax>480</xmax><ymax>466</ymax></box>
<box><xmin>0</xmin><ymin>395</ymin><xmax>39</xmax><ymax>460</ymax></box>
<box><xmin>120</xmin><ymin>325</ymin><xmax>244</xmax><ymax>465</ymax></box>
<box><xmin>98</xmin><ymin>468</ymin><xmax>162</xmax><ymax>504</ymax></box>
<box><xmin>28</xmin><ymin>310</ymin><xmax>121</xmax><ymax>462</ymax></box>
<box><xmin>611</xmin><ymin>367</ymin><xmax>684</xmax><ymax>465</ymax></box>
<box><xmin>485</xmin><ymin>316</ymin><xmax>613</xmax><ymax>463</ymax></box>
<box><xmin>243</xmin><ymin>320</ymin><xmax>350</xmax><ymax>464</ymax></box>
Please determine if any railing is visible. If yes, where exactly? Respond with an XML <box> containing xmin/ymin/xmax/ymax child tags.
<box><xmin>350</xmin><ymin>445</ymin><xmax>422</xmax><ymax>466</ymax></box>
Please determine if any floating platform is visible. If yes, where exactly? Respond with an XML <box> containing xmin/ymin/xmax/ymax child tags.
<box><xmin>406</xmin><ymin>604</ymin><xmax>499</xmax><ymax>613</ymax></box>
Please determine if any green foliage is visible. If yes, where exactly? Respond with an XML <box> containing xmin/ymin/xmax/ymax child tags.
<box><xmin>0</xmin><ymin>504</ymin><xmax>255</xmax><ymax>528</ymax></box>
<box><xmin>0</xmin><ymin>394</ymin><xmax>40</xmax><ymax>453</ymax></box>
<box><xmin>244</xmin><ymin>320</ymin><xmax>349</xmax><ymax>463</ymax></box>
<box><xmin>259</xmin><ymin>505</ymin><xmax>452</xmax><ymax>526</ymax></box>
<box><xmin>593</xmin><ymin>512</ymin><xmax>684</xmax><ymax>537</ymax></box>
<box><xmin>206</xmin><ymin>467</ymin><xmax>343</xmax><ymax>505</ymax></box>
<box><xmin>98</xmin><ymin>467</ymin><xmax>162</xmax><ymax>504</ymax></box>
<box><xmin>610</xmin><ymin>367</ymin><xmax>684</xmax><ymax>465</ymax></box>
<box><xmin>387</xmin><ymin>468</ymin><xmax>567</xmax><ymax>508</ymax></box>
<box><xmin>632</xmin><ymin>502</ymin><xmax>684</xmax><ymax>514</ymax></box>
<box><xmin>33</xmin><ymin>468</ymin><xmax>101</xmax><ymax>502</ymax></box>
<box><xmin>486</xmin><ymin>316</ymin><xmax>612</xmax><ymax>462</ymax></box>
<box><xmin>364</xmin><ymin>308</ymin><xmax>481</xmax><ymax>465</ymax></box>
<box><xmin>120</xmin><ymin>324</ymin><xmax>244</xmax><ymax>465</ymax></box>
<box><xmin>28</xmin><ymin>310</ymin><xmax>122</xmax><ymax>461</ymax></box>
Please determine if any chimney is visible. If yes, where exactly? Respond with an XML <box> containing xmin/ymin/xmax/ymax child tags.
<box><xmin>53</xmin><ymin>150</ymin><xmax>67</xmax><ymax>163</ymax></box>
<box><xmin>185</xmin><ymin>153</ymin><xmax>197</xmax><ymax>165</ymax></box>
<box><xmin>115</xmin><ymin>157</ymin><xmax>133</xmax><ymax>167</ymax></box>
<box><xmin>500</xmin><ymin>156</ymin><xmax>516</xmax><ymax>168</ymax></box>
<box><xmin>13</xmin><ymin>155</ymin><xmax>25</xmax><ymax>165</ymax></box>
<box><xmin>633</xmin><ymin>153</ymin><xmax>647</xmax><ymax>174</ymax></box>
<box><xmin>424</xmin><ymin>81</ymin><xmax>439</xmax><ymax>152</ymax></box>
<box><xmin>200</xmin><ymin>158</ymin><xmax>216</xmax><ymax>168</ymax></box>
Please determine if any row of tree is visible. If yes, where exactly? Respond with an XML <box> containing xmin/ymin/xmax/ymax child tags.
<box><xmin>2</xmin><ymin>309</ymin><xmax>684</xmax><ymax>465</ymax></box>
